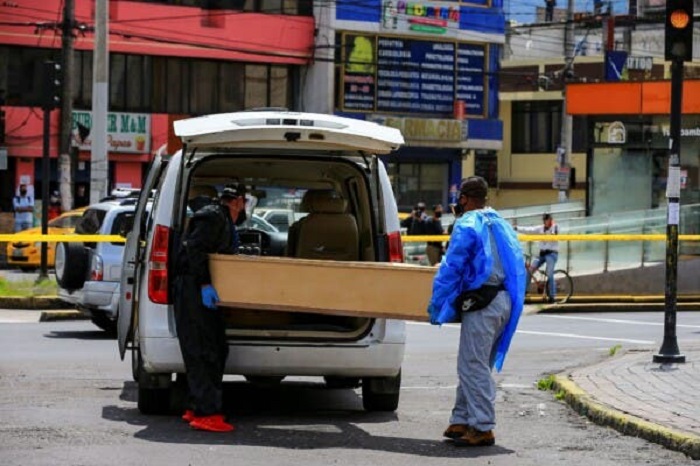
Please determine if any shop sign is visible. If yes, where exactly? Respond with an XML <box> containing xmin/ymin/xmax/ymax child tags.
<box><xmin>381</xmin><ymin>0</ymin><xmax>460</xmax><ymax>35</ymax></box>
<box><xmin>552</xmin><ymin>166</ymin><xmax>571</xmax><ymax>190</ymax></box>
<box><xmin>342</xmin><ymin>33</ymin><xmax>485</xmax><ymax>117</ymax></box>
<box><xmin>71</xmin><ymin>111</ymin><xmax>151</xmax><ymax>154</ymax></box>
<box><xmin>626</xmin><ymin>56</ymin><xmax>653</xmax><ymax>71</ymax></box>
<box><xmin>607</xmin><ymin>121</ymin><xmax>626</xmax><ymax>144</ymax></box>
<box><xmin>661</xmin><ymin>125</ymin><xmax>700</xmax><ymax>138</ymax></box>
<box><xmin>369</xmin><ymin>115</ymin><xmax>465</xmax><ymax>142</ymax></box>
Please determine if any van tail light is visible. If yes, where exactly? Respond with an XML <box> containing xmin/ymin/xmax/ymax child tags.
<box><xmin>90</xmin><ymin>254</ymin><xmax>104</xmax><ymax>282</ymax></box>
<box><xmin>148</xmin><ymin>224</ymin><xmax>171</xmax><ymax>304</ymax></box>
<box><xmin>387</xmin><ymin>231</ymin><xmax>404</xmax><ymax>263</ymax></box>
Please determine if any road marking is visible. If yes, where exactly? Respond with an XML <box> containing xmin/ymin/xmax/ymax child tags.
<box><xmin>516</xmin><ymin>330</ymin><xmax>654</xmax><ymax>345</ymax></box>
<box><xmin>402</xmin><ymin>385</ymin><xmax>457</xmax><ymax>390</ymax></box>
<box><xmin>540</xmin><ymin>314</ymin><xmax>700</xmax><ymax>329</ymax></box>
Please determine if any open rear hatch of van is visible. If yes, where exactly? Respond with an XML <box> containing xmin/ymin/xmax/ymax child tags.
<box><xmin>174</xmin><ymin>111</ymin><xmax>404</xmax><ymax>342</ymax></box>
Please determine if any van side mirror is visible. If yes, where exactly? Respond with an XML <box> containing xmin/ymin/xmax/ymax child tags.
<box><xmin>119</xmin><ymin>213</ymin><xmax>136</xmax><ymax>237</ymax></box>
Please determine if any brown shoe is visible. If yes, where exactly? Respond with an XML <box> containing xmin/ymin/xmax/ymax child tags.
<box><xmin>453</xmin><ymin>427</ymin><xmax>495</xmax><ymax>447</ymax></box>
<box><xmin>443</xmin><ymin>424</ymin><xmax>470</xmax><ymax>439</ymax></box>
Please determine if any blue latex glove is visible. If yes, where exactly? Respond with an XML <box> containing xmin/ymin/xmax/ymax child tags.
<box><xmin>427</xmin><ymin>303</ymin><xmax>440</xmax><ymax>325</ymax></box>
<box><xmin>201</xmin><ymin>285</ymin><xmax>220</xmax><ymax>309</ymax></box>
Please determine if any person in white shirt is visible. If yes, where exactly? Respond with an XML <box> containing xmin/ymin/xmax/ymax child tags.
<box><xmin>514</xmin><ymin>214</ymin><xmax>559</xmax><ymax>302</ymax></box>
<box><xmin>12</xmin><ymin>184</ymin><xmax>34</xmax><ymax>232</ymax></box>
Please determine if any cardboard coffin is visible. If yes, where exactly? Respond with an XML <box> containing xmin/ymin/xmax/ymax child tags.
<box><xmin>209</xmin><ymin>254</ymin><xmax>436</xmax><ymax>322</ymax></box>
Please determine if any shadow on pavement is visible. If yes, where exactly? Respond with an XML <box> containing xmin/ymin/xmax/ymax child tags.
<box><xmin>43</xmin><ymin>329</ymin><xmax>116</xmax><ymax>340</ymax></box>
<box><xmin>102</xmin><ymin>381</ymin><xmax>513</xmax><ymax>459</ymax></box>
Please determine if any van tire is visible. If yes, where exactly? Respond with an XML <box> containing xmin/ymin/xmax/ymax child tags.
<box><xmin>138</xmin><ymin>386</ymin><xmax>172</xmax><ymax>415</ymax></box>
<box><xmin>362</xmin><ymin>370</ymin><xmax>401</xmax><ymax>412</ymax></box>
<box><xmin>55</xmin><ymin>242</ymin><xmax>89</xmax><ymax>289</ymax></box>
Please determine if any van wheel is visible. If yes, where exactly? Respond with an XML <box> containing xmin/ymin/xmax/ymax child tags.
<box><xmin>137</xmin><ymin>386</ymin><xmax>172</xmax><ymax>415</ymax></box>
<box><xmin>55</xmin><ymin>242</ymin><xmax>89</xmax><ymax>289</ymax></box>
<box><xmin>362</xmin><ymin>370</ymin><xmax>401</xmax><ymax>412</ymax></box>
<box><xmin>131</xmin><ymin>345</ymin><xmax>142</xmax><ymax>382</ymax></box>
<box><xmin>324</xmin><ymin>376</ymin><xmax>360</xmax><ymax>389</ymax></box>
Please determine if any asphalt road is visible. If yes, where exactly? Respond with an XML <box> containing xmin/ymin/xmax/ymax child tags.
<box><xmin>0</xmin><ymin>309</ymin><xmax>698</xmax><ymax>466</ymax></box>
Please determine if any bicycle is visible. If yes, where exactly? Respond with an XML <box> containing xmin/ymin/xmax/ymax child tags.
<box><xmin>524</xmin><ymin>254</ymin><xmax>573</xmax><ymax>304</ymax></box>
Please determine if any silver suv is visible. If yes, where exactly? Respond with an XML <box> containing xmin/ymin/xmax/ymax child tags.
<box><xmin>55</xmin><ymin>196</ymin><xmax>138</xmax><ymax>333</ymax></box>
<box><xmin>118</xmin><ymin>110</ymin><xmax>407</xmax><ymax>415</ymax></box>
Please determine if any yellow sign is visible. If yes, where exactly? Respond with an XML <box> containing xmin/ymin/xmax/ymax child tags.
<box><xmin>376</xmin><ymin>116</ymin><xmax>464</xmax><ymax>142</ymax></box>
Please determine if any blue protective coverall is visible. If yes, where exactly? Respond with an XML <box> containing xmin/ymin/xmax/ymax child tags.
<box><xmin>427</xmin><ymin>208</ymin><xmax>526</xmax><ymax>432</ymax></box>
<box><xmin>428</xmin><ymin>208</ymin><xmax>526</xmax><ymax>371</ymax></box>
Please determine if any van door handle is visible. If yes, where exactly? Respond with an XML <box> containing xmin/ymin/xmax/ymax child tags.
<box><xmin>127</xmin><ymin>277</ymin><xmax>134</xmax><ymax>285</ymax></box>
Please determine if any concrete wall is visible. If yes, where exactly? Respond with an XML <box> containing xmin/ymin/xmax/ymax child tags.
<box><xmin>572</xmin><ymin>257</ymin><xmax>700</xmax><ymax>295</ymax></box>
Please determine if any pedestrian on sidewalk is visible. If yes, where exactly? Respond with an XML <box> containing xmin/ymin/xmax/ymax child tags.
<box><xmin>12</xmin><ymin>184</ymin><xmax>34</xmax><ymax>232</ymax></box>
<box><xmin>427</xmin><ymin>176</ymin><xmax>526</xmax><ymax>447</ymax></box>
<box><xmin>173</xmin><ymin>182</ymin><xmax>247</xmax><ymax>433</ymax></box>
<box><xmin>425</xmin><ymin>204</ymin><xmax>445</xmax><ymax>266</ymax></box>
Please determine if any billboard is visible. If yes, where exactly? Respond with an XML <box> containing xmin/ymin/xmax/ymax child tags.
<box><xmin>340</xmin><ymin>33</ymin><xmax>486</xmax><ymax>116</ymax></box>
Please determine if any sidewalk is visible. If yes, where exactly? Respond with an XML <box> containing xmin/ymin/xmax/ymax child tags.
<box><xmin>554</xmin><ymin>345</ymin><xmax>700</xmax><ymax>460</ymax></box>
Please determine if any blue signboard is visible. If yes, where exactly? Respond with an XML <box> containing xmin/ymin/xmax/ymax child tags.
<box><xmin>342</xmin><ymin>34</ymin><xmax>486</xmax><ymax>117</ymax></box>
<box><xmin>456</xmin><ymin>43</ymin><xmax>485</xmax><ymax>116</ymax></box>
<box><xmin>376</xmin><ymin>38</ymin><xmax>455</xmax><ymax>113</ymax></box>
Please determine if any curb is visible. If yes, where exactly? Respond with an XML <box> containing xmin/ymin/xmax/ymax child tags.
<box><xmin>538</xmin><ymin>302</ymin><xmax>700</xmax><ymax>313</ymax></box>
<box><xmin>552</xmin><ymin>375</ymin><xmax>700</xmax><ymax>460</ymax></box>
<box><xmin>0</xmin><ymin>296</ymin><xmax>74</xmax><ymax>310</ymax></box>
<box><xmin>39</xmin><ymin>310</ymin><xmax>87</xmax><ymax>322</ymax></box>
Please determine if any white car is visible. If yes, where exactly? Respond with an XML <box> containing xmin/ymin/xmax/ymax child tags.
<box><xmin>55</xmin><ymin>197</ymin><xmax>139</xmax><ymax>333</ymax></box>
<box><xmin>118</xmin><ymin>111</ymin><xmax>407</xmax><ymax>414</ymax></box>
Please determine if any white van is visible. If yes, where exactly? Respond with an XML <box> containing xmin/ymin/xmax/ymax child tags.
<box><xmin>118</xmin><ymin>111</ymin><xmax>407</xmax><ymax>415</ymax></box>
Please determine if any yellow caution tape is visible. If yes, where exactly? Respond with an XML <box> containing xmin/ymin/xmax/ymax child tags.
<box><xmin>402</xmin><ymin>234</ymin><xmax>700</xmax><ymax>242</ymax></box>
<box><xmin>3</xmin><ymin>233</ymin><xmax>700</xmax><ymax>244</ymax></box>
<box><xmin>0</xmin><ymin>234</ymin><xmax>125</xmax><ymax>243</ymax></box>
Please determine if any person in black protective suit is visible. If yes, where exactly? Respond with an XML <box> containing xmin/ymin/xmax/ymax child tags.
<box><xmin>174</xmin><ymin>182</ymin><xmax>247</xmax><ymax>432</ymax></box>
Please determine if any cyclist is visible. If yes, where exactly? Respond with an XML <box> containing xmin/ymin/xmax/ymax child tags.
<box><xmin>514</xmin><ymin>214</ymin><xmax>559</xmax><ymax>303</ymax></box>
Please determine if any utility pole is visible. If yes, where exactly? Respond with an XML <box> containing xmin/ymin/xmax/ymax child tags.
<box><xmin>59</xmin><ymin>0</ymin><xmax>75</xmax><ymax>212</ymax></box>
<box><xmin>557</xmin><ymin>0</ymin><xmax>575</xmax><ymax>202</ymax></box>
<box><xmin>91</xmin><ymin>0</ymin><xmax>109</xmax><ymax>204</ymax></box>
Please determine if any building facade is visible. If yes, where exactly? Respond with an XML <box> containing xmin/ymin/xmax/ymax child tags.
<box><xmin>303</xmin><ymin>0</ymin><xmax>506</xmax><ymax>211</ymax></box>
<box><xmin>497</xmin><ymin>8</ymin><xmax>700</xmax><ymax>212</ymax></box>
<box><xmin>0</xmin><ymin>0</ymin><xmax>314</xmax><ymax>212</ymax></box>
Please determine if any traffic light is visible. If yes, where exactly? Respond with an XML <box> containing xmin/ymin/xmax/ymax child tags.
<box><xmin>665</xmin><ymin>0</ymin><xmax>694</xmax><ymax>62</ymax></box>
<box><xmin>42</xmin><ymin>61</ymin><xmax>61</xmax><ymax>110</ymax></box>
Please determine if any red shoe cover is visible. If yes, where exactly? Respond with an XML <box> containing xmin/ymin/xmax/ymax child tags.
<box><xmin>190</xmin><ymin>414</ymin><xmax>235</xmax><ymax>432</ymax></box>
<box><xmin>181</xmin><ymin>410</ymin><xmax>195</xmax><ymax>423</ymax></box>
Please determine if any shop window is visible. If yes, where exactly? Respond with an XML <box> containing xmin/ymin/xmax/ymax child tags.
<box><xmin>190</xmin><ymin>60</ymin><xmax>218</xmax><ymax>115</ymax></box>
<box><xmin>165</xmin><ymin>59</ymin><xmax>190</xmax><ymax>114</ymax></box>
<box><xmin>512</xmin><ymin>101</ymin><xmax>588</xmax><ymax>154</ymax></box>
<box><xmin>75</xmin><ymin>51</ymin><xmax>93</xmax><ymax>108</ymax></box>
<box><xmin>245</xmin><ymin>65</ymin><xmax>269</xmax><ymax>109</ymax></box>
<box><xmin>269</xmin><ymin>66</ymin><xmax>289</xmax><ymax>108</ymax></box>
<box><xmin>218</xmin><ymin>62</ymin><xmax>245</xmax><ymax>112</ymax></box>
<box><xmin>151</xmin><ymin>57</ymin><xmax>168</xmax><ymax>113</ymax></box>
<box><xmin>5</xmin><ymin>47</ymin><xmax>57</xmax><ymax>106</ymax></box>
<box><xmin>511</xmin><ymin>100</ymin><xmax>561</xmax><ymax>153</ymax></box>
<box><xmin>474</xmin><ymin>150</ymin><xmax>497</xmax><ymax>187</ymax></box>
<box><xmin>110</xmin><ymin>54</ymin><xmax>127</xmax><ymax>110</ymax></box>
<box><xmin>388</xmin><ymin>162</ymin><xmax>449</xmax><ymax>210</ymax></box>
<box><xmin>126</xmin><ymin>55</ymin><xmax>151</xmax><ymax>112</ymax></box>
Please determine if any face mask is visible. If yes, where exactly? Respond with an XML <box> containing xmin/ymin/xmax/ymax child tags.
<box><xmin>435</xmin><ymin>212</ymin><xmax>442</xmax><ymax>218</ymax></box>
<box><xmin>20</xmin><ymin>190</ymin><xmax>27</xmax><ymax>196</ymax></box>
<box><xmin>235</xmin><ymin>210</ymin><xmax>247</xmax><ymax>226</ymax></box>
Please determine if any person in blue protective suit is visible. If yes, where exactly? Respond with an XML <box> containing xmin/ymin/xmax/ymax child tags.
<box><xmin>173</xmin><ymin>182</ymin><xmax>247</xmax><ymax>433</ymax></box>
<box><xmin>427</xmin><ymin>176</ymin><xmax>526</xmax><ymax>447</ymax></box>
